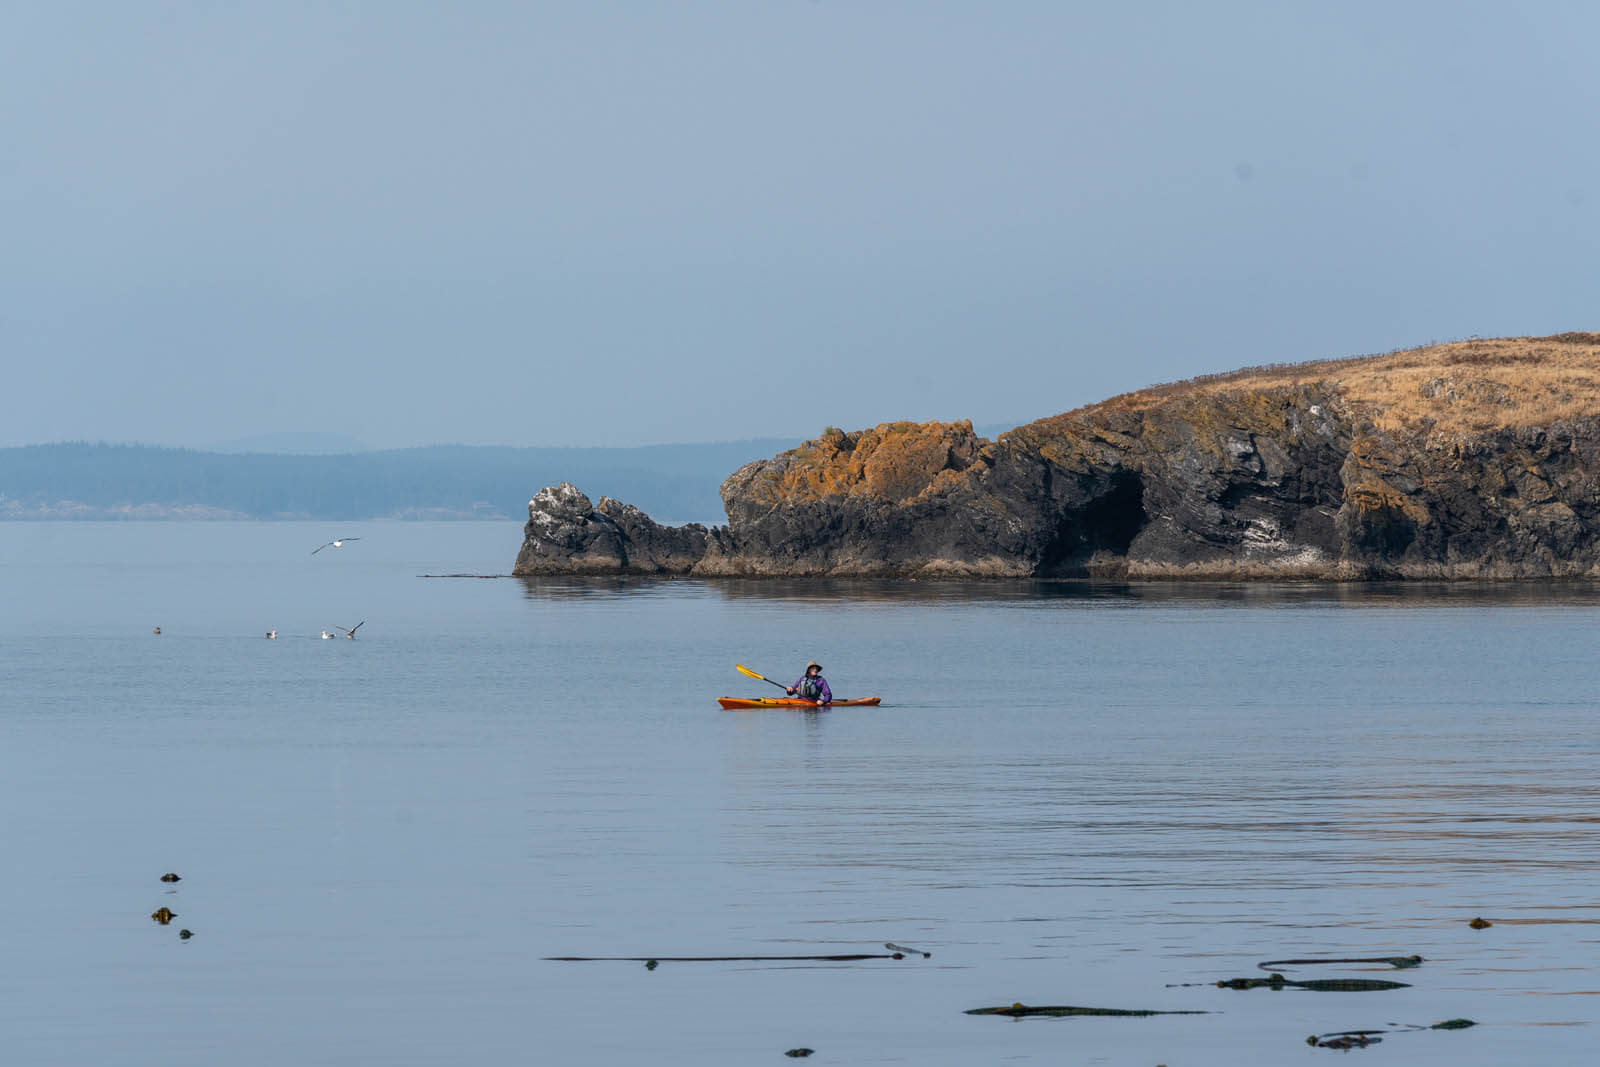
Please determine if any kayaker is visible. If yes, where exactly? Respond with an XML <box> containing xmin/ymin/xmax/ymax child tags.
<box><xmin>786</xmin><ymin>661</ymin><xmax>832</xmax><ymax>704</ymax></box>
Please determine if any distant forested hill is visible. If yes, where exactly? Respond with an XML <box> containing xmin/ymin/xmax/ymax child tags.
<box><xmin>0</xmin><ymin>440</ymin><xmax>801</xmax><ymax>523</ymax></box>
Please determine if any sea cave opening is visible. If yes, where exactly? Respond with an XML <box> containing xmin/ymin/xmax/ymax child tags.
<box><xmin>1037</xmin><ymin>471</ymin><xmax>1148</xmax><ymax>577</ymax></box>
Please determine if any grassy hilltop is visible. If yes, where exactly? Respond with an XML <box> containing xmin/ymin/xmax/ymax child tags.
<box><xmin>1087</xmin><ymin>332</ymin><xmax>1600</xmax><ymax>436</ymax></box>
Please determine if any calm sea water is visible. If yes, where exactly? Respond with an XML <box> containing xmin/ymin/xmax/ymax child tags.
<box><xmin>2</xmin><ymin>521</ymin><xmax>1597</xmax><ymax>1065</ymax></box>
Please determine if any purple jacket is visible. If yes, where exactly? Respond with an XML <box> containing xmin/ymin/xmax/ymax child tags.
<box><xmin>790</xmin><ymin>674</ymin><xmax>832</xmax><ymax>703</ymax></box>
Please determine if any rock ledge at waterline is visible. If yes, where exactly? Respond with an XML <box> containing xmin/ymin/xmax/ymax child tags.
<box><xmin>513</xmin><ymin>333</ymin><xmax>1600</xmax><ymax>580</ymax></box>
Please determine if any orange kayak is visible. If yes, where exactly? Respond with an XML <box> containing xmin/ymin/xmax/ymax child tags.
<box><xmin>717</xmin><ymin>697</ymin><xmax>882</xmax><ymax>710</ymax></box>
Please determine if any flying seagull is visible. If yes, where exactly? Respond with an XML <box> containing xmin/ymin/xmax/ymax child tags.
<box><xmin>312</xmin><ymin>537</ymin><xmax>361</xmax><ymax>555</ymax></box>
<box><xmin>335</xmin><ymin>621</ymin><xmax>365</xmax><ymax>640</ymax></box>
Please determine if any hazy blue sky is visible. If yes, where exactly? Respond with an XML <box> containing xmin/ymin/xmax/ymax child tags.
<box><xmin>4</xmin><ymin>2</ymin><xmax>1597</xmax><ymax>449</ymax></box>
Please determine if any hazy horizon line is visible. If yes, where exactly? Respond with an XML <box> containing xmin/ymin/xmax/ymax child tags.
<box><xmin>4</xmin><ymin>420</ymin><xmax>1034</xmax><ymax>455</ymax></box>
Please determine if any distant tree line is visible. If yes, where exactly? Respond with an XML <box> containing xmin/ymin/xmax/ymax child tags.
<box><xmin>0</xmin><ymin>440</ymin><xmax>799</xmax><ymax>523</ymax></box>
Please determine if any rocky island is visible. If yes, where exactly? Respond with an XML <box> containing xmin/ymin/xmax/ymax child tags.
<box><xmin>515</xmin><ymin>333</ymin><xmax>1600</xmax><ymax>580</ymax></box>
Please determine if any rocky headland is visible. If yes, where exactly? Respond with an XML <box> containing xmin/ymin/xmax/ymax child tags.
<box><xmin>514</xmin><ymin>333</ymin><xmax>1600</xmax><ymax>580</ymax></box>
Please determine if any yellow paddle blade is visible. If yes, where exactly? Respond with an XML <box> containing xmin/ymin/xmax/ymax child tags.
<box><xmin>737</xmin><ymin>663</ymin><xmax>791</xmax><ymax>691</ymax></box>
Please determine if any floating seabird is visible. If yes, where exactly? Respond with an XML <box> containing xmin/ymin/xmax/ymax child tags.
<box><xmin>266</xmin><ymin>630</ymin><xmax>277</xmax><ymax>639</ymax></box>
<box><xmin>321</xmin><ymin>630</ymin><xmax>334</xmax><ymax>640</ymax></box>
<box><xmin>335</xmin><ymin>621</ymin><xmax>365</xmax><ymax>639</ymax></box>
<box><xmin>153</xmin><ymin>626</ymin><xmax>161</xmax><ymax>635</ymax></box>
<box><xmin>311</xmin><ymin>537</ymin><xmax>361</xmax><ymax>555</ymax></box>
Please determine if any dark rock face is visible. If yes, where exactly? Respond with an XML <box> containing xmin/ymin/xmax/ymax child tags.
<box><xmin>1335</xmin><ymin>420</ymin><xmax>1600</xmax><ymax>578</ymax></box>
<box><xmin>513</xmin><ymin>483</ymin><xmax>713</xmax><ymax>575</ymax></box>
<box><xmin>593</xmin><ymin>496</ymin><xmax>713</xmax><ymax>573</ymax></box>
<box><xmin>512</xmin><ymin>392</ymin><xmax>1600</xmax><ymax>580</ymax></box>
<box><xmin>1109</xmin><ymin>386</ymin><xmax>1355</xmax><ymax>576</ymax></box>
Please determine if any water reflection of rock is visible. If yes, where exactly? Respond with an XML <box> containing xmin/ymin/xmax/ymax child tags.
<box><xmin>515</xmin><ymin>574</ymin><xmax>1600</xmax><ymax>608</ymax></box>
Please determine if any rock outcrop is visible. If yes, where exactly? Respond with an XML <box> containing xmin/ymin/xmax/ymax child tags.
<box><xmin>514</xmin><ymin>333</ymin><xmax>1600</xmax><ymax>580</ymax></box>
<box><xmin>514</xmin><ymin>484</ymin><xmax>714</xmax><ymax>575</ymax></box>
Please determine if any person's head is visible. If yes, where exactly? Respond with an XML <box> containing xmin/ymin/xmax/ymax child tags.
<box><xmin>806</xmin><ymin>661</ymin><xmax>822</xmax><ymax>676</ymax></box>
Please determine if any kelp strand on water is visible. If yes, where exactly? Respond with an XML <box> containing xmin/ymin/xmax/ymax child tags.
<box><xmin>1258</xmin><ymin>955</ymin><xmax>1423</xmax><ymax>970</ymax></box>
<box><xmin>1219</xmin><ymin>973</ymin><xmax>1410</xmax><ymax>992</ymax></box>
<box><xmin>966</xmin><ymin>1003</ymin><xmax>1209</xmax><ymax>1018</ymax></box>
<box><xmin>545</xmin><ymin>952</ymin><xmax>912</xmax><ymax>963</ymax></box>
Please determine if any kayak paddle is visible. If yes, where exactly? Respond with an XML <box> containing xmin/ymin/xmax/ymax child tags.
<box><xmin>736</xmin><ymin>664</ymin><xmax>791</xmax><ymax>692</ymax></box>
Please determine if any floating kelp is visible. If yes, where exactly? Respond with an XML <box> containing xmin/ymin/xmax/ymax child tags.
<box><xmin>1308</xmin><ymin>1032</ymin><xmax>1383</xmax><ymax>1050</ymax></box>
<box><xmin>1469</xmin><ymin>917</ymin><xmax>1493</xmax><ymax>929</ymax></box>
<box><xmin>1306</xmin><ymin>1019</ymin><xmax>1475</xmax><ymax>1051</ymax></box>
<box><xmin>784</xmin><ymin>1050</ymin><xmax>814</xmax><ymax>1058</ymax></box>
<box><xmin>885</xmin><ymin>942</ymin><xmax>931</xmax><ymax>958</ymax></box>
<box><xmin>150</xmin><ymin>907</ymin><xmax>176</xmax><ymax>925</ymax></box>
<box><xmin>1259</xmin><ymin>955</ymin><xmax>1422</xmax><ymax>970</ymax></box>
<box><xmin>966</xmin><ymin>1003</ymin><xmax>1210</xmax><ymax>1018</ymax></box>
<box><xmin>159</xmin><ymin>872</ymin><xmax>181</xmax><ymax>883</ymax></box>
<box><xmin>1218</xmin><ymin>973</ymin><xmax>1409</xmax><ymax>992</ymax></box>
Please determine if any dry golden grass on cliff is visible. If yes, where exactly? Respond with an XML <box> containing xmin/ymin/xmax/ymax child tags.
<box><xmin>1090</xmin><ymin>333</ymin><xmax>1600</xmax><ymax>437</ymax></box>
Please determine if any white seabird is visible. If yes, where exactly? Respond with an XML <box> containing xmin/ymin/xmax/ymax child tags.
<box><xmin>312</xmin><ymin>537</ymin><xmax>361</xmax><ymax>555</ymax></box>
<box><xmin>320</xmin><ymin>630</ymin><xmax>334</xmax><ymax>640</ymax></box>
<box><xmin>266</xmin><ymin>630</ymin><xmax>277</xmax><ymax>639</ymax></box>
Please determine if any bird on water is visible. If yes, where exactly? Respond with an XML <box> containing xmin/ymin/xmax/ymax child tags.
<box><xmin>335</xmin><ymin>621</ymin><xmax>365</xmax><ymax>639</ymax></box>
<box><xmin>311</xmin><ymin>537</ymin><xmax>361</xmax><ymax>555</ymax></box>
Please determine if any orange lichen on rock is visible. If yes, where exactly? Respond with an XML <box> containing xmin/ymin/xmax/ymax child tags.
<box><xmin>1344</xmin><ymin>477</ymin><xmax>1433</xmax><ymax>526</ymax></box>
<box><xmin>741</xmin><ymin>420</ymin><xmax>987</xmax><ymax>507</ymax></box>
